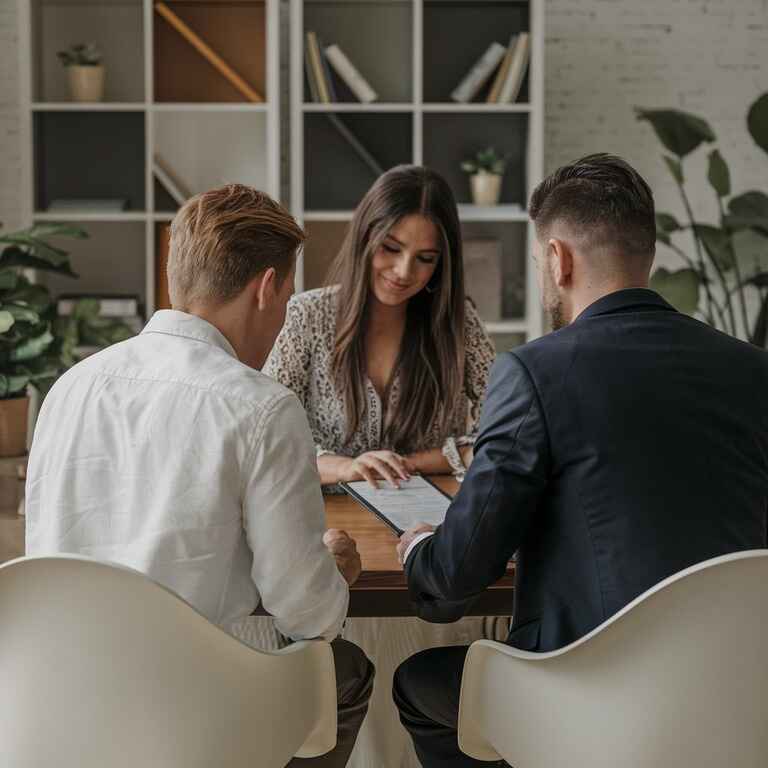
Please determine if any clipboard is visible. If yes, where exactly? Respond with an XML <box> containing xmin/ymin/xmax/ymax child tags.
<box><xmin>340</xmin><ymin>475</ymin><xmax>453</xmax><ymax>536</ymax></box>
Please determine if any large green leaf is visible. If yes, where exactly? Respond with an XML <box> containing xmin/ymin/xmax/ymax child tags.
<box><xmin>3</xmin><ymin>278</ymin><xmax>52</xmax><ymax>312</ymax></box>
<box><xmin>733</xmin><ymin>227</ymin><xmax>768</xmax><ymax>275</ymax></box>
<box><xmin>747</xmin><ymin>92</ymin><xmax>768</xmax><ymax>156</ymax></box>
<box><xmin>663</xmin><ymin>155</ymin><xmax>684</xmax><ymax>185</ymax></box>
<box><xmin>636</xmin><ymin>108</ymin><xmax>716</xmax><ymax>157</ymax></box>
<box><xmin>693</xmin><ymin>224</ymin><xmax>735</xmax><ymax>271</ymax></box>
<box><xmin>0</xmin><ymin>246</ymin><xmax>78</xmax><ymax>277</ymax></box>
<box><xmin>655</xmin><ymin>212</ymin><xmax>681</xmax><ymax>245</ymax></box>
<box><xmin>10</xmin><ymin>329</ymin><xmax>54</xmax><ymax>362</ymax></box>
<box><xmin>751</xmin><ymin>293</ymin><xmax>768</xmax><ymax>348</ymax></box>
<box><xmin>1</xmin><ymin>304</ymin><xmax>40</xmax><ymax>325</ymax></box>
<box><xmin>726</xmin><ymin>191</ymin><xmax>768</xmax><ymax>235</ymax></box>
<box><xmin>0</xmin><ymin>270</ymin><xmax>19</xmax><ymax>292</ymax></box>
<box><xmin>0</xmin><ymin>311</ymin><xmax>15</xmax><ymax>334</ymax></box>
<box><xmin>650</xmin><ymin>267</ymin><xmax>701</xmax><ymax>314</ymax></box>
<box><xmin>744</xmin><ymin>272</ymin><xmax>768</xmax><ymax>289</ymax></box>
<box><xmin>17</xmin><ymin>223</ymin><xmax>88</xmax><ymax>241</ymax></box>
<box><xmin>0</xmin><ymin>373</ymin><xmax>31</xmax><ymax>399</ymax></box>
<box><xmin>707</xmin><ymin>149</ymin><xmax>731</xmax><ymax>197</ymax></box>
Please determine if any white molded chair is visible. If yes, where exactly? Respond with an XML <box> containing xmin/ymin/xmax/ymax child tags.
<box><xmin>0</xmin><ymin>555</ymin><xmax>337</xmax><ymax>767</ymax></box>
<box><xmin>458</xmin><ymin>549</ymin><xmax>768</xmax><ymax>768</ymax></box>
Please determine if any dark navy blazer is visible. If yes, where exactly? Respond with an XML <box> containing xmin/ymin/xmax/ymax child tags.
<box><xmin>406</xmin><ymin>289</ymin><xmax>768</xmax><ymax>651</ymax></box>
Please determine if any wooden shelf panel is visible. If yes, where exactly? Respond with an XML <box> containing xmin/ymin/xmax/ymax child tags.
<box><xmin>302</xmin><ymin>220</ymin><xmax>350</xmax><ymax>291</ymax></box>
<box><xmin>154</xmin><ymin>1</ymin><xmax>267</xmax><ymax>103</ymax></box>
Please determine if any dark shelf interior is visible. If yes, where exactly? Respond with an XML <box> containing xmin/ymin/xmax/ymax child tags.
<box><xmin>423</xmin><ymin>113</ymin><xmax>527</xmax><ymax>206</ymax></box>
<box><xmin>304</xmin><ymin>112</ymin><xmax>413</xmax><ymax>210</ymax></box>
<box><xmin>423</xmin><ymin>1</ymin><xmax>529</xmax><ymax>103</ymax></box>
<box><xmin>34</xmin><ymin>112</ymin><xmax>146</xmax><ymax>211</ymax></box>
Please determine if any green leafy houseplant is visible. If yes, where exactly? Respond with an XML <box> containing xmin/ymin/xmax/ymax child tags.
<box><xmin>460</xmin><ymin>147</ymin><xmax>508</xmax><ymax>176</ymax></box>
<box><xmin>56</xmin><ymin>43</ymin><xmax>102</xmax><ymax>67</ymax></box>
<box><xmin>636</xmin><ymin>92</ymin><xmax>768</xmax><ymax>346</ymax></box>
<box><xmin>0</xmin><ymin>223</ymin><xmax>134</xmax><ymax>400</ymax></box>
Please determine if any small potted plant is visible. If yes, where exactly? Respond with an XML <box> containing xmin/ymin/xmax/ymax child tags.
<box><xmin>57</xmin><ymin>43</ymin><xmax>104</xmax><ymax>102</ymax></box>
<box><xmin>461</xmin><ymin>147</ymin><xmax>508</xmax><ymax>206</ymax></box>
<box><xmin>0</xmin><ymin>223</ymin><xmax>134</xmax><ymax>456</ymax></box>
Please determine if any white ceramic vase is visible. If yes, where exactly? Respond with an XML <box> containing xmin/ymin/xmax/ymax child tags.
<box><xmin>68</xmin><ymin>65</ymin><xmax>105</xmax><ymax>102</ymax></box>
<box><xmin>470</xmin><ymin>172</ymin><xmax>503</xmax><ymax>206</ymax></box>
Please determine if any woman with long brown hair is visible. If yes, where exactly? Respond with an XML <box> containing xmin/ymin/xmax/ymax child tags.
<box><xmin>264</xmin><ymin>165</ymin><xmax>505</xmax><ymax>767</ymax></box>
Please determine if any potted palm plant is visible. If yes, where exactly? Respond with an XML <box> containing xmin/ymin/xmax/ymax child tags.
<box><xmin>0</xmin><ymin>223</ymin><xmax>134</xmax><ymax>456</ymax></box>
<box><xmin>461</xmin><ymin>147</ymin><xmax>508</xmax><ymax>206</ymax></box>
<box><xmin>57</xmin><ymin>43</ymin><xmax>104</xmax><ymax>102</ymax></box>
<box><xmin>636</xmin><ymin>91</ymin><xmax>768</xmax><ymax>346</ymax></box>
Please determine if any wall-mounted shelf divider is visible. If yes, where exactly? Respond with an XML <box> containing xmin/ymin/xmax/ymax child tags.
<box><xmin>291</xmin><ymin>0</ymin><xmax>545</xmax><ymax>348</ymax></box>
<box><xmin>21</xmin><ymin>0</ymin><xmax>281</xmax><ymax>320</ymax></box>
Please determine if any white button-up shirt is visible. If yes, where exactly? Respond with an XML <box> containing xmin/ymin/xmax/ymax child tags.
<box><xmin>25</xmin><ymin>310</ymin><xmax>348</xmax><ymax>641</ymax></box>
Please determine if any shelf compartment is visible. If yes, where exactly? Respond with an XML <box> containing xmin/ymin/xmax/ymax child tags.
<box><xmin>462</xmin><ymin>221</ymin><xmax>527</xmax><ymax>322</ymax></box>
<box><xmin>423</xmin><ymin>112</ymin><xmax>528</xmax><ymax>207</ymax></box>
<box><xmin>33</xmin><ymin>111</ymin><xmax>146</xmax><ymax>212</ymax></box>
<box><xmin>423</xmin><ymin>0</ymin><xmax>529</xmax><ymax>104</ymax></box>
<box><xmin>37</xmin><ymin>221</ymin><xmax>147</xmax><ymax>310</ymax></box>
<box><xmin>304</xmin><ymin>112</ymin><xmax>412</xmax><ymax>211</ymax></box>
<box><xmin>303</xmin><ymin>0</ymin><xmax>412</xmax><ymax>103</ymax></box>
<box><xmin>153</xmin><ymin>111</ymin><xmax>269</xmax><ymax>212</ymax></box>
<box><xmin>302</xmin><ymin>220</ymin><xmax>350</xmax><ymax>291</ymax></box>
<box><xmin>32</xmin><ymin>0</ymin><xmax>145</xmax><ymax>103</ymax></box>
<box><xmin>154</xmin><ymin>1</ymin><xmax>267</xmax><ymax>103</ymax></box>
<box><xmin>489</xmin><ymin>330</ymin><xmax>527</xmax><ymax>354</ymax></box>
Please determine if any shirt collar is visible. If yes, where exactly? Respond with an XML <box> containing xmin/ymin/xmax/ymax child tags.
<box><xmin>575</xmin><ymin>288</ymin><xmax>676</xmax><ymax>323</ymax></box>
<box><xmin>141</xmin><ymin>310</ymin><xmax>239</xmax><ymax>360</ymax></box>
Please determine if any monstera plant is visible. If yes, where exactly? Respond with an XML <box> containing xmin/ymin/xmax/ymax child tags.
<box><xmin>636</xmin><ymin>92</ymin><xmax>768</xmax><ymax>346</ymax></box>
<box><xmin>0</xmin><ymin>223</ymin><xmax>133</xmax><ymax>455</ymax></box>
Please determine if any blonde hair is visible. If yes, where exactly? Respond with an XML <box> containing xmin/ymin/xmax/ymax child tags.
<box><xmin>168</xmin><ymin>184</ymin><xmax>305</xmax><ymax>310</ymax></box>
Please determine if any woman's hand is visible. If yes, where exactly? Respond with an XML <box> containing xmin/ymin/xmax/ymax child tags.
<box><xmin>338</xmin><ymin>450</ymin><xmax>414</xmax><ymax>489</ymax></box>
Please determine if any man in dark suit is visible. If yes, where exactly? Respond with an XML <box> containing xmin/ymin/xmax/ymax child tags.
<box><xmin>392</xmin><ymin>153</ymin><xmax>768</xmax><ymax>767</ymax></box>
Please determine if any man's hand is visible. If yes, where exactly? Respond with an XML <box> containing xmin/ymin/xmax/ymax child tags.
<box><xmin>397</xmin><ymin>523</ymin><xmax>436</xmax><ymax>566</ymax></box>
<box><xmin>323</xmin><ymin>528</ymin><xmax>362</xmax><ymax>586</ymax></box>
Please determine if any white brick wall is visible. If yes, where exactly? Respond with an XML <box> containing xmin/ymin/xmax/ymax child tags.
<box><xmin>1</xmin><ymin>0</ymin><xmax>766</xmax><ymax>234</ymax></box>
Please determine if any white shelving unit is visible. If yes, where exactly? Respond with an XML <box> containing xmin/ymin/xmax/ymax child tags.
<box><xmin>291</xmin><ymin>0</ymin><xmax>545</xmax><ymax>346</ymax></box>
<box><xmin>19</xmin><ymin>0</ymin><xmax>281</xmax><ymax>315</ymax></box>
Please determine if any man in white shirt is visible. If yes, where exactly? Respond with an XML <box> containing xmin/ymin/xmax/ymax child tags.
<box><xmin>26</xmin><ymin>184</ymin><xmax>373</xmax><ymax>767</ymax></box>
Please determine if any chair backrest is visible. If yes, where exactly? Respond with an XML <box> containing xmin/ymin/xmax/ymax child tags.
<box><xmin>458</xmin><ymin>549</ymin><xmax>768</xmax><ymax>768</ymax></box>
<box><xmin>0</xmin><ymin>555</ymin><xmax>337</xmax><ymax>768</ymax></box>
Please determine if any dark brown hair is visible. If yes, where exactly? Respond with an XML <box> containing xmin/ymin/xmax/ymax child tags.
<box><xmin>168</xmin><ymin>183</ymin><xmax>305</xmax><ymax>309</ymax></box>
<box><xmin>529</xmin><ymin>153</ymin><xmax>656</xmax><ymax>260</ymax></box>
<box><xmin>327</xmin><ymin>165</ymin><xmax>466</xmax><ymax>452</ymax></box>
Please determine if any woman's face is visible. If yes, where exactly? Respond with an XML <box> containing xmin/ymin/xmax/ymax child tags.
<box><xmin>369</xmin><ymin>214</ymin><xmax>441</xmax><ymax>307</ymax></box>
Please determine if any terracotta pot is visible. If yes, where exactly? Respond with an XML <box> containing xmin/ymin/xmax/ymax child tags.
<box><xmin>470</xmin><ymin>172</ymin><xmax>503</xmax><ymax>206</ymax></box>
<box><xmin>0</xmin><ymin>396</ymin><xmax>29</xmax><ymax>458</ymax></box>
<box><xmin>68</xmin><ymin>65</ymin><xmax>105</xmax><ymax>102</ymax></box>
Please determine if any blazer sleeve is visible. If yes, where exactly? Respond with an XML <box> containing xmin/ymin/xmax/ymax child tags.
<box><xmin>405</xmin><ymin>351</ymin><xmax>550</xmax><ymax>621</ymax></box>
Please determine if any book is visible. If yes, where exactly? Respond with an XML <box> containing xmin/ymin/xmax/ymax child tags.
<box><xmin>318</xmin><ymin>38</ymin><xmax>337</xmax><ymax>102</ymax></box>
<box><xmin>324</xmin><ymin>44</ymin><xmax>378</xmax><ymax>104</ymax></box>
<box><xmin>463</xmin><ymin>239</ymin><xmax>502</xmax><ymax>321</ymax></box>
<box><xmin>57</xmin><ymin>294</ymin><xmax>140</xmax><ymax>318</ymax></box>
<box><xmin>498</xmin><ymin>32</ymin><xmax>530</xmax><ymax>104</ymax></box>
<box><xmin>450</xmin><ymin>42</ymin><xmax>507</xmax><ymax>104</ymax></box>
<box><xmin>304</xmin><ymin>41</ymin><xmax>320</xmax><ymax>102</ymax></box>
<box><xmin>306</xmin><ymin>31</ymin><xmax>330</xmax><ymax>104</ymax></box>
<box><xmin>47</xmin><ymin>199</ymin><xmax>128</xmax><ymax>213</ymax></box>
<box><xmin>487</xmin><ymin>34</ymin><xmax>517</xmax><ymax>104</ymax></box>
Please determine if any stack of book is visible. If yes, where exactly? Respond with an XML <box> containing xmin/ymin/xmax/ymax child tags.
<box><xmin>305</xmin><ymin>31</ymin><xmax>378</xmax><ymax>104</ymax></box>
<box><xmin>451</xmin><ymin>32</ymin><xmax>530</xmax><ymax>105</ymax></box>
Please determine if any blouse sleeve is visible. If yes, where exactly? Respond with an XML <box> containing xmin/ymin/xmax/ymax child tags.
<box><xmin>443</xmin><ymin>300</ymin><xmax>496</xmax><ymax>460</ymax></box>
<box><xmin>263</xmin><ymin>298</ymin><xmax>331</xmax><ymax>457</ymax></box>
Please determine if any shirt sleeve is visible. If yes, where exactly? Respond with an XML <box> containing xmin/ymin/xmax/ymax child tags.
<box><xmin>243</xmin><ymin>393</ymin><xmax>349</xmax><ymax>641</ymax></box>
<box><xmin>405</xmin><ymin>352</ymin><xmax>550</xmax><ymax>617</ymax></box>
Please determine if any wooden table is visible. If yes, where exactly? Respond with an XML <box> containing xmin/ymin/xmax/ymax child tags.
<box><xmin>328</xmin><ymin>475</ymin><xmax>515</xmax><ymax>616</ymax></box>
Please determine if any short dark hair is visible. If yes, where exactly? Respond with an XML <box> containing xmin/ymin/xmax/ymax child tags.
<box><xmin>528</xmin><ymin>153</ymin><xmax>656</xmax><ymax>259</ymax></box>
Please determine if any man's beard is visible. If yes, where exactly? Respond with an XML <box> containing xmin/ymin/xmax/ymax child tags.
<box><xmin>548</xmin><ymin>300</ymin><xmax>566</xmax><ymax>331</ymax></box>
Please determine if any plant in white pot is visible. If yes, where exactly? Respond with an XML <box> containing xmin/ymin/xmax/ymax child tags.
<box><xmin>0</xmin><ymin>224</ymin><xmax>134</xmax><ymax>457</ymax></box>
<box><xmin>461</xmin><ymin>147</ymin><xmax>508</xmax><ymax>206</ymax></box>
<box><xmin>57</xmin><ymin>43</ymin><xmax>104</xmax><ymax>102</ymax></box>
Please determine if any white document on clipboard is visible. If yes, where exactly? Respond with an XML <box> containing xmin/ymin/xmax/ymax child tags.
<box><xmin>342</xmin><ymin>476</ymin><xmax>452</xmax><ymax>535</ymax></box>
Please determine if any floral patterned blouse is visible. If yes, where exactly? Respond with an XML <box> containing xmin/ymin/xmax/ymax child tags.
<box><xmin>263</xmin><ymin>286</ymin><xmax>496</xmax><ymax>468</ymax></box>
